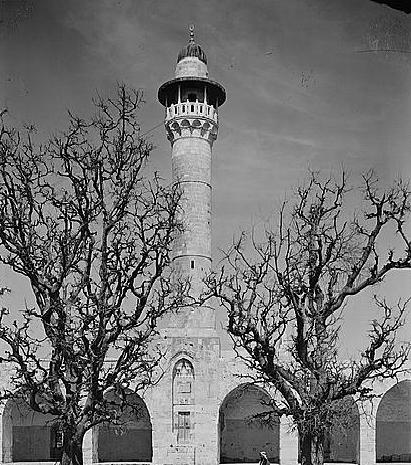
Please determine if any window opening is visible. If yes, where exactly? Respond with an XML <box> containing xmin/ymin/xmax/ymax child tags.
<box><xmin>191</xmin><ymin>260</ymin><xmax>195</xmax><ymax>269</ymax></box>
<box><xmin>173</xmin><ymin>359</ymin><xmax>195</xmax><ymax>443</ymax></box>
<box><xmin>177</xmin><ymin>412</ymin><xmax>191</xmax><ymax>443</ymax></box>
<box><xmin>55</xmin><ymin>429</ymin><xmax>64</xmax><ymax>448</ymax></box>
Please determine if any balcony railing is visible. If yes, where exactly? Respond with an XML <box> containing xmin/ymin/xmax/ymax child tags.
<box><xmin>166</xmin><ymin>101</ymin><xmax>218</xmax><ymax>122</ymax></box>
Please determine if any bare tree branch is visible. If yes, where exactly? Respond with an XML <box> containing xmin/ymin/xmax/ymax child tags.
<box><xmin>206</xmin><ymin>170</ymin><xmax>411</xmax><ymax>465</ymax></box>
<box><xmin>0</xmin><ymin>84</ymin><xmax>185</xmax><ymax>465</ymax></box>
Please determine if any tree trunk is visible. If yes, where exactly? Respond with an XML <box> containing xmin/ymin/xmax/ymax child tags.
<box><xmin>61</xmin><ymin>429</ymin><xmax>84</xmax><ymax>465</ymax></box>
<box><xmin>300</xmin><ymin>432</ymin><xmax>324</xmax><ymax>465</ymax></box>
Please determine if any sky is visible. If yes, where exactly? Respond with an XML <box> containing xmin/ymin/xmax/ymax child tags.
<box><xmin>0</xmin><ymin>0</ymin><xmax>410</xmax><ymax>355</ymax></box>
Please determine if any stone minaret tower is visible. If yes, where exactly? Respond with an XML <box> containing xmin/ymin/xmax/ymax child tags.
<box><xmin>152</xmin><ymin>28</ymin><xmax>226</xmax><ymax>465</ymax></box>
<box><xmin>158</xmin><ymin>26</ymin><xmax>226</xmax><ymax>330</ymax></box>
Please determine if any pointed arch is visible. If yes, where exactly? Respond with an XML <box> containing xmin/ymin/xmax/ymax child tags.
<box><xmin>97</xmin><ymin>390</ymin><xmax>152</xmax><ymax>462</ymax></box>
<box><xmin>2</xmin><ymin>397</ymin><xmax>59</xmax><ymax>462</ymax></box>
<box><xmin>376</xmin><ymin>380</ymin><xmax>411</xmax><ymax>463</ymax></box>
<box><xmin>219</xmin><ymin>383</ymin><xmax>279</xmax><ymax>463</ymax></box>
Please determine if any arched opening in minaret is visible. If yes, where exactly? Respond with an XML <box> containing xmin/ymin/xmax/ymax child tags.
<box><xmin>219</xmin><ymin>384</ymin><xmax>279</xmax><ymax>463</ymax></box>
<box><xmin>181</xmin><ymin>85</ymin><xmax>204</xmax><ymax>103</ymax></box>
<box><xmin>297</xmin><ymin>396</ymin><xmax>360</xmax><ymax>464</ymax></box>
<box><xmin>376</xmin><ymin>379</ymin><xmax>411</xmax><ymax>462</ymax></box>
<box><xmin>159</xmin><ymin>79</ymin><xmax>225</xmax><ymax>108</ymax></box>
<box><xmin>2</xmin><ymin>396</ymin><xmax>60</xmax><ymax>462</ymax></box>
<box><xmin>96</xmin><ymin>390</ymin><xmax>152</xmax><ymax>462</ymax></box>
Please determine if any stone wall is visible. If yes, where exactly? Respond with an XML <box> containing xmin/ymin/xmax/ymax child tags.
<box><xmin>0</xmin><ymin>358</ymin><xmax>410</xmax><ymax>465</ymax></box>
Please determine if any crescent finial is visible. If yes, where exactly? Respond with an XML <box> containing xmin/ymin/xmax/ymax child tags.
<box><xmin>189</xmin><ymin>24</ymin><xmax>195</xmax><ymax>43</ymax></box>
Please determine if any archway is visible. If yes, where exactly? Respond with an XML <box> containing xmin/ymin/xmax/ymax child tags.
<box><xmin>219</xmin><ymin>384</ymin><xmax>279</xmax><ymax>463</ymax></box>
<box><xmin>297</xmin><ymin>396</ymin><xmax>360</xmax><ymax>464</ymax></box>
<box><xmin>97</xmin><ymin>391</ymin><xmax>152</xmax><ymax>462</ymax></box>
<box><xmin>324</xmin><ymin>397</ymin><xmax>359</xmax><ymax>463</ymax></box>
<box><xmin>2</xmin><ymin>397</ymin><xmax>60</xmax><ymax>462</ymax></box>
<box><xmin>376</xmin><ymin>380</ymin><xmax>411</xmax><ymax>463</ymax></box>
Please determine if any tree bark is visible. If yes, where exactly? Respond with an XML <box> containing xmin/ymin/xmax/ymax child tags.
<box><xmin>61</xmin><ymin>429</ymin><xmax>84</xmax><ymax>465</ymax></box>
<box><xmin>300</xmin><ymin>432</ymin><xmax>324</xmax><ymax>465</ymax></box>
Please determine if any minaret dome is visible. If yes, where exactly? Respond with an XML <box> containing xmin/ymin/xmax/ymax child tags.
<box><xmin>158</xmin><ymin>25</ymin><xmax>225</xmax><ymax>108</ymax></box>
<box><xmin>177</xmin><ymin>25</ymin><xmax>208</xmax><ymax>66</ymax></box>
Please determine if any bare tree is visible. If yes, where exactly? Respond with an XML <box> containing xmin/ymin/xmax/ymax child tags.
<box><xmin>207</xmin><ymin>171</ymin><xmax>411</xmax><ymax>465</ymax></box>
<box><xmin>0</xmin><ymin>85</ymin><xmax>184</xmax><ymax>465</ymax></box>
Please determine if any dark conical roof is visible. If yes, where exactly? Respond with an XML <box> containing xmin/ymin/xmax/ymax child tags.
<box><xmin>177</xmin><ymin>25</ymin><xmax>207</xmax><ymax>65</ymax></box>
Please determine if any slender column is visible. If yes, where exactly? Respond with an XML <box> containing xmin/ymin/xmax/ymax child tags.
<box><xmin>359</xmin><ymin>400</ymin><xmax>377</xmax><ymax>465</ymax></box>
<box><xmin>0</xmin><ymin>400</ymin><xmax>12</xmax><ymax>464</ymax></box>
<box><xmin>147</xmin><ymin>377</ymin><xmax>174</xmax><ymax>465</ymax></box>
<box><xmin>280</xmin><ymin>416</ymin><xmax>298</xmax><ymax>465</ymax></box>
<box><xmin>82</xmin><ymin>429</ymin><xmax>94</xmax><ymax>465</ymax></box>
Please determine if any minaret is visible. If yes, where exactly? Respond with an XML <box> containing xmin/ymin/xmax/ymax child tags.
<box><xmin>158</xmin><ymin>26</ymin><xmax>226</xmax><ymax>329</ymax></box>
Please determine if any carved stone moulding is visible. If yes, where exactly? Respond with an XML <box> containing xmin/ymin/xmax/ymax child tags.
<box><xmin>166</xmin><ymin>117</ymin><xmax>218</xmax><ymax>145</ymax></box>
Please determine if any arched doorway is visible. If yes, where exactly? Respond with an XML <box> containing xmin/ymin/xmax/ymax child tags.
<box><xmin>219</xmin><ymin>384</ymin><xmax>279</xmax><ymax>463</ymax></box>
<box><xmin>297</xmin><ymin>396</ymin><xmax>360</xmax><ymax>464</ymax></box>
<box><xmin>376</xmin><ymin>380</ymin><xmax>411</xmax><ymax>463</ymax></box>
<box><xmin>2</xmin><ymin>397</ymin><xmax>60</xmax><ymax>462</ymax></box>
<box><xmin>324</xmin><ymin>397</ymin><xmax>359</xmax><ymax>463</ymax></box>
<box><xmin>97</xmin><ymin>391</ymin><xmax>152</xmax><ymax>462</ymax></box>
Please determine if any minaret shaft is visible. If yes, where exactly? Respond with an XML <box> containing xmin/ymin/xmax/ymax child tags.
<box><xmin>172</xmin><ymin>133</ymin><xmax>212</xmax><ymax>298</ymax></box>
<box><xmin>158</xmin><ymin>29</ymin><xmax>225</xmax><ymax>329</ymax></box>
<box><xmin>172</xmin><ymin>136</ymin><xmax>211</xmax><ymax>261</ymax></box>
